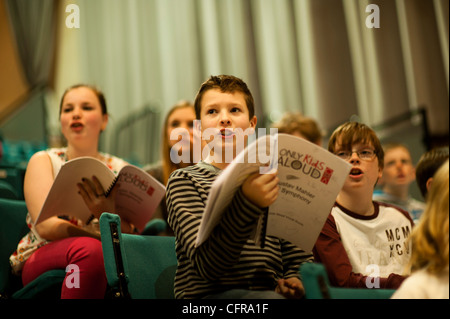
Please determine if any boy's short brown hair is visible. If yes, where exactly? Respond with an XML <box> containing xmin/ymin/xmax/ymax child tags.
<box><xmin>328</xmin><ymin>121</ymin><xmax>384</xmax><ymax>169</ymax></box>
<box><xmin>194</xmin><ymin>75</ymin><xmax>255</xmax><ymax>120</ymax></box>
<box><xmin>416</xmin><ymin>147</ymin><xmax>449</xmax><ymax>199</ymax></box>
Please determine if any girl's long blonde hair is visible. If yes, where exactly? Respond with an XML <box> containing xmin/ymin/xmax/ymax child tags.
<box><xmin>161</xmin><ymin>101</ymin><xmax>195</xmax><ymax>185</ymax></box>
<box><xmin>408</xmin><ymin>160</ymin><xmax>449</xmax><ymax>275</ymax></box>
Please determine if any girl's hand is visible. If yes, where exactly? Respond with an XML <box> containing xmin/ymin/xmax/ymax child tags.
<box><xmin>77</xmin><ymin>177</ymin><xmax>134</xmax><ymax>233</ymax></box>
<box><xmin>77</xmin><ymin>175</ymin><xmax>116</xmax><ymax>220</ymax></box>
<box><xmin>275</xmin><ymin>277</ymin><xmax>305</xmax><ymax>299</ymax></box>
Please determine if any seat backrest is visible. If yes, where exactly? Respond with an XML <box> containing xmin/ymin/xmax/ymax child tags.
<box><xmin>300</xmin><ymin>262</ymin><xmax>395</xmax><ymax>299</ymax></box>
<box><xmin>122</xmin><ymin>233</ymin><xmax>177</xmax><ymax>299</ymax></box>
<box><xmin>0</xmin><ymin>180</ymin><xmax>19</xmax><ymax>200</ymax></box>
<box><xmin>100</xmin><ymin>213</ymin><xmax>177</xmax><ymax>299</ymax></box>
<box><xmin>300</xmin><ymin>262</ymin><xmax>332</xmax><ymax>299</ymax></box>
<box><xmin>0</xmin><ymin>165</ymin><xmax>26</xmax><ymax>199</ymax></box>
<box><xmin>0</xmin><ymin>198</ymin><xmax>29</xmax><ymax>293</ymax></box>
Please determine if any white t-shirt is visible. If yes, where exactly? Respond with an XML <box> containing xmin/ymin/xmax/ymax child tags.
<box><xmin>331</xmin><ymin>202</ymin><xmax>413</xmax><ymax>277</ymax></box>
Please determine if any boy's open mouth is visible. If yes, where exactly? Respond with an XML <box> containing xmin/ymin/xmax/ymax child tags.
<box><xmin>349</xmin><ymin>168</ymin><xmax>363</xmax><ymax>176</ymax></box>
<box><xmin>220</xmin><ymin>129</ymin><xmax>235</xmax><ymax>138</ymax></box>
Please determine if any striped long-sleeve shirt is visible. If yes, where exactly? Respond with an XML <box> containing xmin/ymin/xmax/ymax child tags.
<box><xmin>166</xmin><ymin>161</ymin><xmax>313</xmax><ymax>299</ymax></box>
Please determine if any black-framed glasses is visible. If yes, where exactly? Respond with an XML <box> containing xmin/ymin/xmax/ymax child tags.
<box><xmin>335</xmin><ymin>149</ymin><xmax>377</xmax><ymax>161</ymax></box>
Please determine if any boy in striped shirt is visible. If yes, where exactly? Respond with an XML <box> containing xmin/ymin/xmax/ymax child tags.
<box><xmin>166</xmin><ymin>75</ymin><xmax>313</xmax><ymax>299</ymax></box>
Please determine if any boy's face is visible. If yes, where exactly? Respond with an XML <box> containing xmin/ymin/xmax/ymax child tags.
<box><xmin>380</xmin><ymin>147</ymin><xmax>415</xmax><ymax>188</ymax></box>
<box><xmin>333</xmin><ymin>139</ymin><xmax>383</xmax><ymax>193</ymax></box>
<box><xmin>199</xmin><ymin>89</ymin><xmax>257</xmax><ymax>154</ymax></box>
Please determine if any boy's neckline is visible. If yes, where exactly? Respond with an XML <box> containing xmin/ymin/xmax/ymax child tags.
<box><xmin>335</xmin><ymin>201</ymin><xmax>380</xmax><ymax>220</ymax></box>
<box><xmin>197</xmin><ymin>161</ymin><xmax>223</xmax><ymax>173</ymax></box>
<box><xmin>203</xmin><ymin>154</ymin><xmax>230</xmax><ymax>171</ymax></box>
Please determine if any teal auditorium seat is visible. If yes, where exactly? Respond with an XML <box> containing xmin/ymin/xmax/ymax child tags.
<box><xmin>0</xmin><ymin>198</ymin><xmax>65</xmax><ymax>299</ymax></box>
<box><xmin>141</xmin><ymin>218</ymin><xmax>168</xmax><ymax>235</ymax></box>
<box><xmin>0</xmin><ymin>180</ymin><xmax>19</xmax><ymax>199</ymax></box>
<box><xmin>0</xmin><ymin>165</ymin><xmax>26</xmax><ymax>200</ymax></box>
<box><xmin>100</xmin><ymin>212</ymin><xmax>177</xmax><ymax>299</ymax></box>
<box><xmin>300</xmin><ymin>262</ymin><xmax>395</xmax><ymax>299</ymax></box>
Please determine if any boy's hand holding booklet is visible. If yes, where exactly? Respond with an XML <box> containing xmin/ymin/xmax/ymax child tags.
<box><xmin>34</xmin><ymin>157</ymin><xmax>165</xmax><ymax>232</ymax></box>
<box><xmin>196</xmin><ymin>133</ymin><xmax>351</xmax><ymax>251</ymax></box>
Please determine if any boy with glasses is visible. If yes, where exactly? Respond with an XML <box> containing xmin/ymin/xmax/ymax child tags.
<box><xmin>313</xmin><ymin>122</ymin><xmax>413</xmax><ymax>289</ymax></box>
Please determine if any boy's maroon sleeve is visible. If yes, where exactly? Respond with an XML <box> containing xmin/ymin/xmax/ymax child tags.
<box><xmin>313</xmin><ymin>213</ymin><xmax>363</xmax><ymax>287</ymax></box>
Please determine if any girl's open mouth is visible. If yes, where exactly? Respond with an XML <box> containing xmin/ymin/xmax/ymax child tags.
<box><xmin>70</xmin><ymin>122</ymin><xmax>84</xmax><ymax>131</ymax></box>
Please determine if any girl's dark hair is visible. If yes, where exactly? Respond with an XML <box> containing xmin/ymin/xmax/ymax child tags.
<box><xmin>59</xmin><ymin>84</ymin><xmax>108</xmax><ymax>116</ymax></box>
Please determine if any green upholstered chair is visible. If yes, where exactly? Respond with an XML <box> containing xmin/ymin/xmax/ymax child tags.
<box><xmin>300</xmin><ymin>262</ymin><xmax>395</xmax><ymax>299</ymax></box>
<box><xmin>0</xmin><ymin>180</ymin><xmax>19</xmax><ymax>200</ymax></box>
<box><xmin>0</xmin><ymin>164</ymin><xmax>26</xmax><ymax>200</ymax></box>
<box><xmin>100</xmin><ymin>212</ymin><xmax>177</xmax><ymax>299</ymax></box>
<box><xmin>141</xmin><ymin>218</ymin><xmax>168</xmax><ymax>235</ymax></box>
<box><xmin>0</xmin><ymin>198</ymin><xmax>65</xmax><ymax>299</ymax></box>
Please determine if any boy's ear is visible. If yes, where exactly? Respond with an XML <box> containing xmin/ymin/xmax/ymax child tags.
<box><xmin>426</xmin><ymin>177</ymin><xmax>433</xmax><ymax>192</ymax></box>
<box><xmin>249</xmin><ymin>115</ymin><xmax>257</xmax><ymax>129</ymax></box>
<box><xmin>377</xmin><ymin>167</ymin><xmax>384</xmax><ymax>185</ymax></box>
<box><xmin>194</xmin><ymin>119</ymin><xmax>201</xmax><ymax>132</ymax></box>
<box><xmin>193</xmin><ymin>119</ymin><xmax>202</xmax><ymax>140</ymax></box>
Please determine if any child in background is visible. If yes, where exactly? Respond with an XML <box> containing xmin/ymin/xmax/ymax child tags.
<box><xmin>392</xmin><ymin>160</ymin><xmax>449</xmax><ymax>299</ymax></box>
<box><xmin>415</xmin><ymin>146</ymin><xmax>449</xmax><ymax>202</ymax></box>
<box><xmin>9</xmin><ymin>84</ymin><xmax>130</xmax><ymax>299</ymax></box>
<box><xmin>313</xmin><ymin>122</ymin><xmax>413</xmax><ymax>289</ymax></box>
<box><xmin>373</xmin><ymin>143</ymin><xmax>425</xmax><ymax>222</ymax></box>
<box><xmin>271</xmin><ymin>112</ymin><xmax>323</xmax><ymax>146</ymax></box>
<box><xmin>143</xmin><ymin>101</ymin><xmax>196</xmax><ymax>236</ymax></box>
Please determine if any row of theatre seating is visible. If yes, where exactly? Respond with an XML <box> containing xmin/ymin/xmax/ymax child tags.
<box><xmin>0</xmin><ymin>197</ymin><xmax>395</xmax><ymax>299</ymax></box>
<box><xmin>0</xmin><ymin>139</ymin><xmax>47</xmax><ymax>200</ymax></box>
